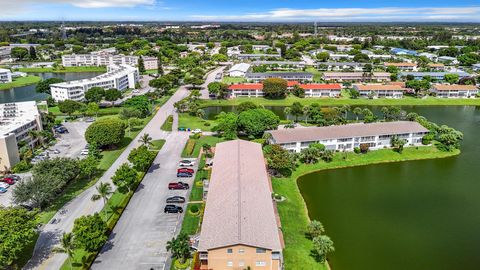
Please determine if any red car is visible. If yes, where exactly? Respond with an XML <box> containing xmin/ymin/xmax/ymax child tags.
<box><xmin>1</xmin><ymin>178</ymin><xmax>14</xmax><ymax>185</ymax></box>
<box><xmin>177</xmin><ymin>168</ymin><xmax>194</xmax><ymax>174</ymax></box>
<box><xmin>168</xmin><ymin>182</ymin><xmax>190</xmax><ymax>190</ymax></box>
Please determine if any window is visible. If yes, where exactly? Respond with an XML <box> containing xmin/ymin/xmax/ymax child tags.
<box><xmin>239</xmin><ymin>249</ymin><xmax>245</xmax><ymax>254</ymax></box>
<box><xmin>227</xmin><ymin>261</ymin><xmax>233</xmax><ymax>267</ymax></box>
<box><xmin>239</xmin><ymin>261</ymin><xmax>245</xmax><ymax>267</ymax></box>
<box><xmin>256</xmin><ymin>248</ymin><xmax>266</xmax><ymax>253</ymax></box>
<box><xmin>256</xmin><ymin>261</ymin><xmax>266</xmax><ymax>267</ymax></box>
<box><xmin>227</xmin><ymin>248</ymin><xmax>233</xmax><ymax>254</ymax></box>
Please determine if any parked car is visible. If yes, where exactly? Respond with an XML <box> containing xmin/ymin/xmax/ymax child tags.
<box><xmin>177</xmin><ymin>168</ymin><xmax>194</xmax><ymax>174</ymax></box>
<box><xmin>164</xmin><ymin>205</ymin><xmax>183</xmax><ymax>213</ymax></box>
<box><xmin>168</xmin><ymin>182</ymin><xmax>190</xmax><ymax>190</ymax></box>
<box><xmin>85</xmin><ymin>117</ymin><xmax>95</xmax><ymax>123</ymax></box>
<box><xmin>1</xmin><ymin>178</ymin><xmax>15</xmax><ymax>185</ymax></box>
<box><xmin>178</xmin><ymin>127</ymin><xmax>186</xmax><ymax>131</ymax></box>
<box><xmin>192</xmin><ymin>129</ymin><xmax>202</xmax><ymax>134</ymax></box>
<box><xmin>5</xmin><ymin>175</ymin><xmax>20</xmax><ymax>181</ymax></box>
<box><xmin>53</xmin><ymin>149</ymin><xmax>61</xmax><ymax>154</ymax></box>
<box><xmin>80</xmin><ymin>149</ymin><xmax>89</xmax><ymax>155</ymax></box>
<box><xmin>177</xmin><ymin>172</ymin><xmax>193</xmax><ymax>178</ymax></box>
<box><xmin>0</xmin><ymin>183</ymin><xmax>10</xmax><ymax>189</ymax></box>
<box><xmin>179</xmin><ymin>160</ymin><xmax>195</xmax><ymax>167</ymax></box>
<box><xmin>166</xmin><ymin>196</ymin><xmax>186</xmax><ymax>203</ymax></box>
<box><xmin>0</xmin><ymin>187</ymin><xmax>7</xmax><ymax>193</ymax></box>
<box><xmin>55</xmin><ymin>126</ymin><xmax>69</xmax><ymax>133</ymax></box>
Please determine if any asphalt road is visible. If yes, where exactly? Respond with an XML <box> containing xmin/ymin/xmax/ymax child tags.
<box><xmin>200</xmin><ymin>66</ymin><xmax>226</xmax><ymax>99</ymax></box>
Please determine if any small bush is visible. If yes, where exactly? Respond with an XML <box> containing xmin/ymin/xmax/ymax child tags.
<box><xmin>359</xmin><ymin>144</ymin><xmax>369</xmax><ymax>154</ymax></box>
<box><xmin>353</xmin><ymin>147</ymin><xmax>360</xmax><ymax>154</ymax></box>
<box><xmin>190</xmin><ymin>204</ymin><xmax>199</xmax><ymax>214</ymax></box>
<box><xmin>184</xmin><ymin>139</ymin><xmax>196</xmax><ymax>156</ymax></box>
<box><xmin>12</xmin><ymin>160</ymin><xmax>32</xmax><ymax>173</ymax></box>
<box><xmin>203</xmin><ymin>122</ymin><xmax>211</xmax><ymax>127</ymax></box>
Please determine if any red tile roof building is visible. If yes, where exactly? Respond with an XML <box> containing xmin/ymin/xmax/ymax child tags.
<box><xmin>227</xmin><ymin>82</ymin><xmax>342</xmax><ymax>98</ymax></box>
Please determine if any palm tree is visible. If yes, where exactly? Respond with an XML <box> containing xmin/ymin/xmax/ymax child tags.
<box><xmin>28</xmin><ymin>130</ymin><xmax>39</xmax><ymax>151</ymax></box>
<box><xmin>91</xmin><ymin>182</ymin><xmax>113</xmax><ymax>220</ymax></box>
<box><xmin>284</xmin><ymin>107</ymin><xmax>291</xmax><ymax>121</ymax></box>
<box><xmin>196</xmin><ymin>109</ymin><xmax>205</xmax><ymax>120</ymax></box>
<box><xmin>303</xmin><ymin>105</ymin><xmax>311</xmax><ymax>124</ymax></box>
<box><xmin>139</xmin><ymin>133</ymin><xmax>153</xmax><ymax>149</ymax></box>
<box><xmin>53</xmin><ymin>232</ymin><xmax>75</xmax><ymax>270</ymax></box>
<box><xmin>381</xmin><ymin>106</ymin><xmax>389</xmax><ymax>121</ymax></box>
<box><xmin>341</xmin><ymin>105</ymin><xmax>351</xmax><ymax>120</ymax></box>
<box><xmin>353</xmin><ymin>107</ymin><xmax>363</xmax><ymax>121</ymax></box>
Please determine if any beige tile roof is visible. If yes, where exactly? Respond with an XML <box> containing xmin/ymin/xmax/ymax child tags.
<box><xmin>267</xmin><ymin>121</ymin><xmax>428</xmax><ymax>144</ymax></box>
<box><xmin>384</xmin><ymin>62</ymin><xmax>417</xmax><ymax>67</ymax></box>
<box><xmin>323</xmin><ymin>72</ymin><xmax>391</xmax><ymax>77</ymax></box>
<box><xmin>428</xmin><ymin>63</ymin><xmax>445</xmax><ymax>67</ymax></box>
<box><xmin>432</xmin><ymin>84</ymin><xmax>478</xmax><ymax>91</ymax></box>
<box><xmin>354</xmin><ymin>84</ymin><xmax>406</xmax><ymax>91</ymax></box>
<box><xmin>198</xmin><ymin>140</ymin><xmax>283</xmax><ymax>252</ymax></box>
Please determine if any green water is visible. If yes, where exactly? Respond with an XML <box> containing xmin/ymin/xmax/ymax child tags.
<box><xmin>298</xmin><ymin>106</ymin><xmax>480</xmax><ymax>270</ymax></box>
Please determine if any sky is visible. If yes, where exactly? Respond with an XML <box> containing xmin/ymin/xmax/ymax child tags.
<box><xmin>1</xmin><ymin>0</ymin><xmax>480</xmax><ymax>22</ymax></box>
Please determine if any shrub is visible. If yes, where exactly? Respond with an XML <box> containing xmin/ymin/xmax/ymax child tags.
<box><xmin>85</xmin><ymin>118</ymin><xmax>125</xmax><ymax>148</ymax></box>
<box><xmin>422</xmin><ymin>133</ymin><xmax>435</xmax><ymax>145</ymax></box>
<box><xmin>203</xmin><ymin>122</ymin><xmax>211</xmax><ymax>127</ymax></box>
<box><xmin>190</xmin><ymin>204</ymin><xmax>199</xmax><ymax>214</ymax></box>
<box><xmin>359</xmin><ymin>144</ymin><xmax>369</xmax><ymax>153</ymax></box>
<box><xmin>353</xmin><ymin>147</ymin><xmax>361</xmax><ymax>154</ymax></box>
<box><xmin>11</xmin><ymin>160</ymin><xmax>32</xmax><ymax>173</ymax></box>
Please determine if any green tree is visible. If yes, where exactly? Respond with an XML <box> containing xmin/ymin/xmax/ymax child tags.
<box><xmin>290</xmin><ymin>102</ymin><xmax>304</xmax><ymax>122</ymax></box>
<box><xmin>316</xmin><ymin>52</ymin><xmax>330</xmax><ymax>62</ymax></box>
<box><xmin>237</xmin><ymin>101</ymin><xmax>258</xmax><ymax>112</ymax></box>
<box><xmin>353</xmin><ymin>107</ymin><xmax>363</xmax><ymax>121</ymax></box>
<box><xmin>79</xmin><ymin>156</ymin><xmax>99</xmax><ymax>180</ymax></box>
<box><xmin>58</xmin><ymin>100</ymin><xmax>83</xmax><ymax>117</ymax></box>
<box><xmin>85</xmin><ymin>87</ymin><xmax>105</xmax><ymax>103</ymax></box>
<box><xmin>237</xmin><ymin>109</ymin><xmax>280</xmax><ymax>138</ymax></box>
<box><xmin>35</xmin><ymin>78</ymin><xmax>64</xmax><ymax>94</ymax></box>
<box><xmin>444</xmin><ymin>74</ymin><xmax>459</xmax><ymax>84</ymax></box>
<box><xmin>0</xmin><ymin>207</ymin><xmax>38</xmax><ymax>269</ymax></box>
<box><xmin>53</xmin><ymin>232</ymin><xmax>75</xmax><ymax>270</ymax></box>
<box><xmin>138</xmin><ymin>56</ymin><xmax>145</xmax><ymax>73</ymax></box>
<box><xmin>166</xmin><ymin>234</ymin><xmax>191</xmax><ymax>264</ymax></box>
<box><xmin>124</xmin><ymin>95</ymin><xmax>151</xmax><ymax>117</ymax></box>
<box><xmin>349</xmin><ymin>89</ymin><xmax>360</xmax><ymax>99</ymax></box>
<box><xmin>138</xmin><ymin>133</ymin><xmax>153</xmax><ymax>149</ymax></box>
<box><xmin>72</xmin><ymin>213</ymin><xmax>108</xmax><ymax>252</ymax></box>
<box><xmin>263</xmin><ymin>78</ymin><xmax>288</xmax><ymax>99</ymax></box>
<box><xmin>86</xmin><ymin>102</ymin><xmax>100</xmax><ymax>117</ymax></box>
<box><xmin>29</xmin><ymin>46</ymin><xmax>37</xmax><ymax>60</ymax></box>
<box><xmin>104</xmin><ymin>88</ymin><xmax>122</xmax><ymax>102</ymax></box>
<box><xmin>91</xmin><ymin>182</ymin><xmax>113</xmax><ymax>218</ymax></box>
<box><xmin>85</xmin><ymin>118</ymin><xmax>125</xmax><ymax>148</ymax></box>
<box><xmin>207</xmin><ymin>82</ymin><xmax>229</xmax><ymax>99</ymax></box>
<box><xmin>112</xmin><ymin>163</ymin><xmax>138</xmax><ymax>192</ymax></box>
<box><xmin>10</xmin><ymin>47</ymin><xmax>29</xmax><ymax>60</ymax></box>
<box><xmin>390</xmin><ymin>135</ymin><xmax>407</xmax><ymax>153</ymax></box>
<box><xmin>312</xmin><ymin>235</ymin><xmax>335</xmax><ymax>263</ymax></box>
<box><xmin>291</xmin><ymin>85</ymin><xmax>305</xmax><ymax>98</ymax></box>
<box><xmin>263</xmin><ymin>144</ymin><xmax>296</xmax><ymax>176</ymax></box>
<box><xmin>212</xmin><ymin>112</ymin><xmax>238</xmax><ymax>139</ymax></box>
<box><xmin>307</xmin><ymin>220</ymin><xmax>325</xmax><ymax>239</ymax></box>
<box><xmin>128</xmin><ymin>145</ymin><xmax>156</xmax><ymax>172</ymax></box>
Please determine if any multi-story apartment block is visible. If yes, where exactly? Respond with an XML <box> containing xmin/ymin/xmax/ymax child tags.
<box><xmin>0</xmin><ymin>68</ymin><xmax>12</xmax><ymax>83</ymax></box>
<box><xmin>246</xmin><ymin>72</ymin><xmax>313</xmax><ymax>82</ymax></box>
<box><xmin>62</xmin><ymin>50</ymin><xmax>158</xmax><ymax>70</ymax></box>
<box><xmin>322</xmin><ymin>72</ymin><xmax>391</xmax><ymax>82</ymax></box>
<box><xmin>431</xmin><ymin>84</ymin><xmax>478</xmax><ymax>98</ymax></box>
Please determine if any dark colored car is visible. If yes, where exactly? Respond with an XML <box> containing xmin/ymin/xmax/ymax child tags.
<box><xmin>166</xmin><ymin>196</ymin><xmax>186</xmax><ymax>203</ymax></box>
<box><xmin>168</xmin><ymin>182</ymin><xmax>190</xmax><ymax>190</ymax></box>
<box><xmin>164</xmin><ymin>205</ymin><xmax>183</xmax><ymax>213</ymax></box>
<box><xmin>178</xmin><ymin>127</ymin><xmax>186</xmax><ymax>131</ymax></box>
<box><xmin>1</xmin><ymin>178</ymin><xmax>15</xmax><ymax>185</ymax></box>
<box><xmin>177</xmin><ymin>168</ymin><xmax>194</xmax><ymax>174</ymax></box>
<box><xmin>177</xmin><ymin>172</ymin><xmax>192</xmax><ymax>178</ymax></box>
<box><xmin>55</xmin><ymin>127</ymin><xmax>69</xmax><ymax>134</ymax></box>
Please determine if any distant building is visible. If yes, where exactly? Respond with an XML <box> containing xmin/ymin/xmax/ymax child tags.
<box><xmin>0</xmin><ymin>68</ymin><xmax>12</xmax><ymax>83</ymax></box>
<box><xmin>419</xmin><ymin>52</ymin><xmax>438</xmax><ymax>61</ymax></box>
<box><xmin>390</xmin><ymin>48</ymin><xmax>418</xmax><ymax>56</ymax></box>
<box><xmin>50</xmin><ymin>64</ymin><xmax>139</xmax><ymax>102</ymax></box>
<box><xmin>198</xmin><ymin>140</ymin><xmax>283</xmax><ymax>270</ymax></box>
<box><xmin>228</xmin><ymin>63</ymin><xmax>251</xmax><ymax>77</ymax></box>
<box><xmin>266</xmin><ymin>121</ymin><xmax>429</xmax><ymax>153</ymax></box>
<box><xmin>246</xmin><ymin>72</ymin><xmax>313</xmax><ymax>82</ymax></box>
<box><xmin>353</xmin><ymin>84</ymin><xmax>405</xmax><ymax>98</ymax></box>
<box><xmin>227</xmin><ymin>83</ymin><xmax>341</xmax><ymax>98</ymax></box>
<box><xmin>427</xmin><ymin>63</ymin><xmax>446</xmax><ymax>71</ymax></box>
<box><xmin>28</xmin><ymin>62</ymin><xmax>55</xmax><ymax>68</ymax></box>
<box><xmin>399</xmin><ymin>71</ymin><xmax>470</xmax><ymax>81</ymax></box>
<box><xmin>62</xmin><ymin>49</ymin><xmax>157</xmax><ymax>70</ymax></box>
<box><xmin>431</xmin><ymin>84</ymin><xmax>478</xmax><ymax>98</ymax></box>
<box><xmin>473</xmin><ymin>63</ymin><xmax>480</xmax><ymax>71</ymax></box>
<box><xmin>322</xmin><ymin>72</ymin><xmax>391</xmax><ymax>82</ymax></box>
<box><xmin>438</xmin><ymin>56</ymin><xmax>458</xmax><ymax>65</ymax></box>
<box><xmin>329</xmin><ymin>54</ymin><xmax>355</xmax><ymax>60</ymax></box>
<box><xmin>251</xmin><ymin>61</ymin><xmax>305</xmax><ymax>69</ymax></box>
<box><xmin>301</xmin><ymin>84</ymin><xmax>342</xmax><ymax>97</ymax></box>
<box><xmin>252</xmin><ymin>45</ymin><xmax>272</xmax><ymax>52</ymax></box>
<box><xmin>316</xmin><ymin>62</ymin><xmax>364</xmax><ymax>71</ymax></box>
<box><xmin>384</xmin><ymin>62</ymin><xmax>417</xmax><ymax>71</ymax></box>
<box><xmin>0</xmin><ymin>101</ymin><xmax>42</xmax><ymax>169</ymax></box>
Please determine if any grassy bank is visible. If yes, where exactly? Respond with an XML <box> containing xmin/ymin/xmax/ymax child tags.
<box><xmin>17</xmin><ymin>66</ymin><xmax>107</xmax><ymax>73</ymax></box>
<box><xmin>178</xmin><ymin>113</ymin><xmax>216</xmax><ymax>131</ymax></box>
<box><xmin>199</xmin><ymin>96</ymin><xmax>480</xmax><ymax>107</ymax></box>
<box><xmin>48</xmin><ymin>106</ymin><xmax>122</xmax><ymax>117</ymax></box>
<box><xmin>272</xmin><ymin>146</ymin><xmax>460</xmax><ymax>270</ymax></box>
<box><xmin>0</xmin><ymin>75</ymin><xmax>41</xmax><ymax>90</ymax></box>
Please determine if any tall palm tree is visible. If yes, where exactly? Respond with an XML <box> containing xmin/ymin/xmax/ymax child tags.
<box><xmin>53</xmin><ymin>232</ymin><xmax>75</xmax><ymax>270</ymax></box>
<box><xmin>303</xmin><ymin>105</ymin><xmax>311</xmax><ymax>124</ymax></box>
<box><xmin>353</xmin><ymin>107</ymin><xmax>363</xmax><ymax>121</ymax></box>
<box><xmin>284</xmin><ymin>107</ymin><xmax>291</xmax><ymax>121</ymax></box>
<box><xmin>139</xmin><ymin>133</ymin><xmax>153</xmax><ymax>149</ymax></box>
<box><xmin>341</xmin><ymin>105</ymin><xmax>351</xmax><ymax>120</ymax></box>
<box><xmin>91</xmin><ymin>182</ymin><xmax>113</xmax><ymax>220</ymax></box>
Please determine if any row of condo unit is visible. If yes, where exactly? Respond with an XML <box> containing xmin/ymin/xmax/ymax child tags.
<box><xmin>50</xmin><ymin>64</ymin><xmax>139</xmax><ymax>102</ymax></box>
<box><xmin>62</xmin><ymin>48</ymin><xmax>158</xmax><ymax>70</ymax></box>
<box><xmin>266</xmin><ymin>121</ymin><xmax>429</xmax><ymax>153</ymax></box>
<box><xmin>228</xmin><ymin>81</ymin><xmax>478</xmax><ymax>99</ymax></box>
<box><xmin>198</xmin><ymin>140</ymin><xmax>284</xmax><ymax>270</ymax></box>
<box><xmin>0</xmin><ymin>68</ymin><xmax>13</xmax><ymax>83</ymax></box>
<box><xmin>0</xmin><ymin>101</ymin><xmax>43</xmax><ymax>170</ymax></box>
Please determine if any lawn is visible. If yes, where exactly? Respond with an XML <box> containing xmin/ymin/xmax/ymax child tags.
<box><xmin>272</xmin><ymin>146</ymin><xmax>460</xmax><ymax>270</ymax></box>
<box><xmin>190</xmin><ymin>155</ymin><xmax>207</xmax><ymax>202</ymax></box>
<box><xmin>17</xmin><ymin>66</ymin><xmax>106</xmax><ymax>73</ymax></box>
<box><xmin>161</xmin><ymin>115</ymin><xmax>173</xmax><ymax>131</ymax></box>
<box><xmin>48</xmin><ymin>106</ymin><xmax>122</xmax><ymax>117</ymax></box>
<box><xmin>180</xmin><ymin>203</ymin><xmax>204</xmax><ymax>236</ymax></box>
<box><xmin>305</xmin><ymin>67</ymin><xmax>323</xmax><ymax>82</ymax></box>
<box><xmin>222</xmin><ymin>76</ymin><xmax>246</xmax><ymax>84</ymax></box>
<box><xmin>181</xmin><ymin>135</ymin><xmax>226</xmax><ymax>158</ymax></box>
<box><xmin>150</xmin><ymin>139</ymin><xmax>166</xmax><ymax>151</ymax></box>
<box><xmin>178</xmin><ymin>113</ymin><xmax>217</xmax><ymax>132</ymax></box>
<box><xmin>0</xmin><ymin>75</ymin><xmax>41</xmax><ymax>90</ymax></box>
<box><xmin>198</xmin><ymin>95</ymin><xmax>480</xmax><ymax>107</ymax></box>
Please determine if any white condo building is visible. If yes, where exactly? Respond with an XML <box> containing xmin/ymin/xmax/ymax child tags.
<box><xmin>0</xmin><ymin>68</ymin><xmax>12</xmax><ymax>83</ymax></box>
<box><xmin>267</xmin><ymin>121</ymin><xmax>429</xmax><ymax>153</ymax></box>
<box><xmin>50</xmin><ymin>64</ymin><xmax>139</xmax><ymax>101</ymax></box>
<box><xmin>62</xmin><ymin>50</ymin><xmax>158</xmax><ymax>70</ymax></box>
<box><xmin>0</xmin><ymin>101</ymin><xmax>42</xmax><ymax>169</ymax></box>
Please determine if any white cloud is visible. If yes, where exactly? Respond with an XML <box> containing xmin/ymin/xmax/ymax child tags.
<box><xmin>192</xmin><ymin>6</ymin><xmax>480</xmax><ymax>22</ymax></box>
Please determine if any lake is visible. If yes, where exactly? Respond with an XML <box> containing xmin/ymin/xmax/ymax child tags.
<box><xmin>0</xmin><ymin>72</ymin><xmax>102</xmax><ymax>103</ymax></box>
<box><xmin>297</xmin><ymin>106</ymin><xmax>480</xmax><ymax>270</ymax></box>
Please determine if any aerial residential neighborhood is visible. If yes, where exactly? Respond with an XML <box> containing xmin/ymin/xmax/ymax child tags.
<box><xmin>0</xmin><ymin>1</ymin><xmax>480</xmax><ymax>270</ymax></box>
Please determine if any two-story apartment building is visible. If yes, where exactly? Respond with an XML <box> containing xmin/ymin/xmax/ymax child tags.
<box><xmin>266</xmin><ymin>121</ymin><xmax>429</xmax><ymax>153</ymax></box>
<box><xmin>246</xmin><ymin>72</ymin><xmax>313</xmax><ymax>82</ymax></box>
<box><xmin>198</xmin><ymin>140</ymin><xmax>284</xmax><ymax>270</ymax></box>
<box><xmin>431</xmin><ymin>84</ymin><xmax>478</xmax><ymax>98</ymax></box>
<box><xmin>316</xmin><ymin>62</ymin><xmax>364</xmax><ymax>71</ymax></box>
<box><xmin>353</xmin><ymin>84</ymin><xmax>406</xmax><ymax>98</ymax></box>
<box><xmin>0</xmin><ymin>68</ymin><xmax>12</xmax><ymax>83</ymax></box>
<box><xmin>399</xmin><ymin>71</ymin><xmax>471</xmax><ymax>81</ymax></box>
<box><xmin>322</xmin><ymin>72</ymin><xmax>391</xmax><ymax>82</ymax></box>
<box><xmin>0</xmin><ymin>101</ymin><xmax>42</xmax><ymax>169</ymax></box>
<box><xmin>384</xmin><ymin>62</ymin><xmax>417</xmax><ymax>71</ymax></box>
<box><xmin>227</xmin><ymin>83</ymin><xmax>342</xmax><ymax>98</ymax></box>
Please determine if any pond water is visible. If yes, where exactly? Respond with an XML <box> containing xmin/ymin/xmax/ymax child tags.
<box><xmin>297</xmin><ymin>106</ymin><xmax>480</xmax><ymax>270</ymax></box>
<box><xmin>0</xmin><ymin>72</ymin><xmax>102</xmax><ymax>103</ymax></box>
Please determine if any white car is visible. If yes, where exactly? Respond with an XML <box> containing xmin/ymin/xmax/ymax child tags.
<box><xmin>80</xmin><ymin>149</ymin><xmax>89</xmax><ymax>155</ymax></box>
<box><xmin>192</xmin><ymin>129</ymin><xmax>202</xmax><ymax>134</ymax></box>
<box><xmin>179</xmin><ymin>160</ymin><xmax>195</xmax><ymax>167</ymax></box>
<box><xmin>0</xmin><ymin>182</ymin><xmax>10</xmax><ymax>189</ymax></box>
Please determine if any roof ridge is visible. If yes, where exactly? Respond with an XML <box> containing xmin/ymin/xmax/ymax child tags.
<box><xmin>237</xmin><ymin>140</ymin><xmax>242</xmax><ymax>242</ymax></box>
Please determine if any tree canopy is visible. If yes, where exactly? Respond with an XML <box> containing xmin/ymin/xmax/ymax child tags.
<box><xmin>85</xmin><ymin>118</ymin><xmax>125</xmax><ymax>148</ymax></box>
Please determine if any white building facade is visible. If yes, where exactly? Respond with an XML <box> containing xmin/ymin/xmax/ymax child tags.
<box><xmin>0</xmin><ymin>68</ymin><xmax>12</xmax><ymax>83</ymax></box>
<box><xmin>267</xmin><ymin>121</ymin><xmax>429</xmax><ymax>153</ymax></box>
<box><xmin>431</xmin><ymin>84</ymin><xmax>478</xmax><ymax>98</ymax></box>
<box><xmin>50</xmin><ymin>64</ymin><xmax>139</xmax><ymax>101</ymax></box>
